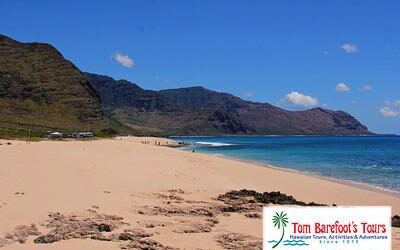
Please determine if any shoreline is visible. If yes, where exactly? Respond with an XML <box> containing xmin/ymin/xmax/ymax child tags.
<box><xmin>170</xmin><ymin>134</ymin><xmax>399</xmax><ymax>138</ymax></box>
<box><xmin>191</xmin><ymin>151</ymin><xmax>400</xmax><ymax>199</ymax></box>
<box><xmin>124</xmin><ymin>136</ymin><xmax>400</xmax><ymax>210</ymax></box>
<box><xmin>174</xmin><ymin>138</ymin><xmax>400</xmax><ymax>198</ymax></box>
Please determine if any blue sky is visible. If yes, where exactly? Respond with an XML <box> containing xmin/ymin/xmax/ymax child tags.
<box><xmin>1</xmin><ymin>0</ymin><xmax>399</xmax><ymax>134</ymax></box>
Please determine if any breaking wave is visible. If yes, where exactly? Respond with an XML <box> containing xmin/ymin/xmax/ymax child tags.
<box><xmin>195</xmin><ymin>142</ymin><xmax>235</xmax><ymax>147</ymax></box>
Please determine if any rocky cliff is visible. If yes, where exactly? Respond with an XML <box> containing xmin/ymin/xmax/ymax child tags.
<box><xmin>86</xmin><ymin>73</ymin><xmax>371</xmax><ymax>136</ymax></box>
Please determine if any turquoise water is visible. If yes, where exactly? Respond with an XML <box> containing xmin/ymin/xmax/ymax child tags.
<box><xmin>171</xmin><ymin>136</ymin><xmax>400</xmax><ymax>192</ymax></box>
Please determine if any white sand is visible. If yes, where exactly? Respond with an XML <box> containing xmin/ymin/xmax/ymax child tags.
<box><xmin>0</xmin><ymin>137</ymin><xmax>398</xmax><ymax>249</ymax></box>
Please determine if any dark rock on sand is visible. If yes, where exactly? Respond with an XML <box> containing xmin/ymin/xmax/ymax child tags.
<box><xmin>109</xmin><ymin>229</ymin><xmax>152</xmax><ymax>241</ymax></box>
<box><xmin>34</xmin><ymin>211</ymin><xmax>125</xmax><ymax>244</ymax></box>
<box><xmin>173</xmin><ymin>217</ymin><xmax>219</xmax><ymax>234</ymax></box>
<box><xmin>393</xmin><ymin>215</ymin><xmax>400</xmax><ymax>227</ymax></box>
<box><xmin>244</xmin><ymin>213</ymin><xmax>262</xmax><ymax>219</ymax></box>
<box><xmin>120</xmin><ymin>238</ymin><xmax>178</xmax><ymax>250</ymax></box>
<box><xmin>3</xmin><ymin>208</ymin><xmax>176</xmax><ymax>249</ymax></box>
<box><xmin>98</xmin><ymin>223</ymin><xmax>113</xmax><ymax>232</ymax></box>
<box><xmin>3</xmin><ymin>224</ymin><xmax>41</xmax><ymax>244</ymax></box>
<box><xmin>137</xmin><ymin>205</ymin><xmax>216</xmax><ymax>217</ymax></box>
<box><xmin>215</xmin><ymin>233</ymin><xmax>262</xmax><ymax>250</ymax></box>
<box><xmin>218</xmin><ymin>189</ymin><xmax>326</xmax><ymax>209</ymax></box>
<box><xmin>0</xmin><ymin>237</ymin><xmax>10</xmax><ymax>247</ymax></box>
<box><xmin>34</xmin><ymin>234</ymin><xmax>59</xmax><ymax>244</ymax></box>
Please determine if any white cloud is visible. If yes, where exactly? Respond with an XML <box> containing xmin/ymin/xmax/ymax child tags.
<box><xmin>360</xmin><ymin>84</ymin><xmax>372</xmax><ymax>91</ymax></box>
<box><xmin>112</xmin><ymin>52</ymin><xmax>134</xmax><ymax>68</ymax></box>
<box><xmin>379</xmin><ymin>100</ymin><xmax>400</xmax><ymax>117</ymax></box>
<box><xmin>379</xmin><ymin>107</ymin><xmax>399</xmax><ymax>117</ymax></box>
<box><xmin>341</xmin><ymin>43</ymin><xmax>359</xmax><ymax>53</ymax></box>
<box><xmin>336</xmin><ymin>82</ymin><xmax>350</xmax><ymax>92</ymax></box>
<box><xmin>282</xmin><ymin>91</ymin><xmax>319</xmax><ymax>109</ymax></box>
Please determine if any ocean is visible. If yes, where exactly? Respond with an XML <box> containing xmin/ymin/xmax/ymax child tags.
<box><xmin>171</xmin><ymin>136</ymin><xmax>400</xmax><ymax>193</ymax></box>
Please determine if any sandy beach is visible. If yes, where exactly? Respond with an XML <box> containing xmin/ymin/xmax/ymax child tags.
<box><xmin>0</xmin><ymin>137</ymin><xmax>398</xmax><ymax>249</ymax></box>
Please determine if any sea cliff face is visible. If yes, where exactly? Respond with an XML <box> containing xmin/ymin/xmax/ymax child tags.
<box><xmin>86</xmin><ymin>73</ymin><xmax>371</xmax><ymax>136</ymax></box>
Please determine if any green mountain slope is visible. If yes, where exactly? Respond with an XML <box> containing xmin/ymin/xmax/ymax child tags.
<box><xmin>0</xmin><ymin>34</ymin><xmax>124</xmax><ymax>137</ymax></box>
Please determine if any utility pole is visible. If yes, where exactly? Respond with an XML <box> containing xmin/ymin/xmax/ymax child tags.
<box><xmin>26</xmin><ymin>127</ymin><xmax>30</xmax><ymax>144</ymax></box>
<box><xmin>27</xmin><ymin>123</ymin><xmax>33</xmax><ymax>144</ymax></box>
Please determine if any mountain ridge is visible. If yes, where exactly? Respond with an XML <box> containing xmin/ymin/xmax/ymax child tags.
<box><xmin>0</xmin><ymin>33</ymin><xmax>372</xmax><ymax>137</ymax></box>
<box><xmin>85</xmin><ymin>73</ymin><xmax>371</xmax><ymax>136</ymax></box>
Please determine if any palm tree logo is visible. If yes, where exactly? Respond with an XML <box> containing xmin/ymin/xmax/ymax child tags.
<box><xmin>272</xmin><ymin>211</ymin><xmax>288</xmax><ymax>248</ymax></box>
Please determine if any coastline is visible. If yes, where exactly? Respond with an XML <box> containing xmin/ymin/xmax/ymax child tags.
<box><xmin>194</xmin><ymin>152</ymin><xmax>400</xmax><ymax>198</ymax></box>
<box><xmin>174</xmin><ymin>136</ymin><xmax>400</xmax><ymax>198</ymax></box>
<box><xmin>0</xmin><ymin>137</ymin><xmax>398</xmax><ymax>249</ymax></box>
